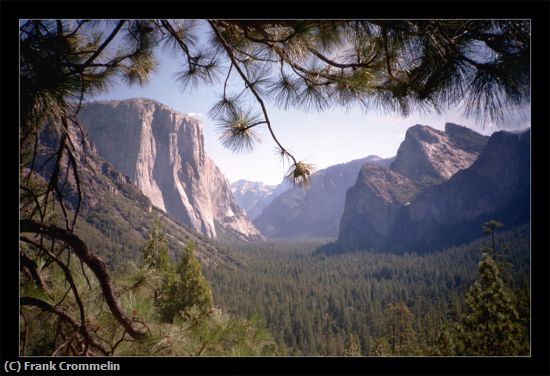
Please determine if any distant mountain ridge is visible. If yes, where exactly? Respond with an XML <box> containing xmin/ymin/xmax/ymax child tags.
<box><xmin>78</xmin><ymin>98</ymin><xmax>262</xmax><ymax>241</ymax></box>
<box><xmin>231</xmin><ymin>180</ymin><xmax>289</xmax><ymax>220</ymax></box>
<box><xmin>337</xmin><ymin>125</ymin><xmax>529</xmax><ymax>252</ymax></box>
<box><xmin>253</xmin><ymin>155</ymin><xmax>394</xmax><ymax>238</ymax></box>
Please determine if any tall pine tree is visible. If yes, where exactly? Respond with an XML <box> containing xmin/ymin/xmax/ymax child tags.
<box><xmin>344</xmin><ymin>334</ymin><xmax>362</xmax><ymax>356</ymax></box>
<box><xmin>160</xmin><ymin>241</ymin><xmax>213</xmax><ymax>323</ymax></box>
<box><xmin>142</xmin><ymin>221</ymin><xmax>170</xmax><ymax>272</ymax></box>
<box><xmin>140</xmin><ymin>221</ymin><xmax>176</xmax><ymax>310</ymax></box>
<box><xmin>457</xmin><ymin>247</ymin><xmax>525</xmax><ymax>355</ymax></box>
<box><xmin>383</xmin><ymin>302</ymin><xmax>417</xmax><ymax>355</ymax></box>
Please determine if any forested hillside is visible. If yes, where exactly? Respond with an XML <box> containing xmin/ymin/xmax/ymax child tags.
<box><xmin>204</xmin><ymin>225</ymin><xmax>530</xmax><ymax>355</ymax></box>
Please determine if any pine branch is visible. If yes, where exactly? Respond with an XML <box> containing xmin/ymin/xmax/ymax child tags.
<box><xmin>20</xmin><ymin>219</ymin><xmax>148</xmax><ymax>339</ymax></box>
<box><xmin>20</xmin><ymin>296</ymin><xmax>108</xmax><ymax>355</ymax></box>
<box><xmin>20</xmin><ymin>250</ymin><xmax>49</xmax><ymax>293</ymax></box>
<box><xmin>79</xmin><ymin>20</ymin><xmax>126</xmax><ymax>70</ymax></box>
<box><xmin>209</xmin><ymin>22</ymin><xmax>294</xmax><ymax>163</ymax></box>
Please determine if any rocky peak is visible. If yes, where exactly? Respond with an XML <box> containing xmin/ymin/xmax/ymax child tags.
<box><xmin>444</xmin><ymin>122</ymin><xmax>489</xmax><ymax>154</ymax></box>
<box><xmin>390</xmin><ymin>123</ymin><xmax>488</xmax><ymax>185</ymax></box>
<box><xmin>231</xmin><ymin>180</ymin><xmax>277</xmax><ymax>197</ymax></box>
<box><xmin>78</xmin><ymin>98</ymin><xmax>262</xmax><ymax>241</ymax></box>
<box><xmin>407</xmin><ymin>124</ymin><xmax>445</xmax><ymax>143</ymax></box>
<box><xmin>337</xmin><ymin>125</ymin><xmax>529</xmax><ymax>253</ymax></box>
<box><xmin>230</xmin><ymin>180</ymin><xmax>283</xmax><ymax>220</ymax></box>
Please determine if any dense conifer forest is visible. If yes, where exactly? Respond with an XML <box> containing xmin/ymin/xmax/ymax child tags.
<box><xmin>204</xmin><ymin>225</ymin><xmax>530</xmax><ymax>355</ymax></box>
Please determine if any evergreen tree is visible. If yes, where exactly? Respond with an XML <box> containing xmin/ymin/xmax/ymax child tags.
<box><xmin>142</xmin><ymin>221</ymin><xmax>170</xmax><ymax>272</ymax></box>
<box><xmin>511</xmin><ymin>283</ymin><xmax>530</xmax><ymax>353</ymax></box>
<box><xmin>140</xmin><ymin>221</ymin><xmax>176</xmax><ymax>310</ymax></box>
<box><xmin>433</xmin><ymin>322</ymin><xmax>462</xmax><ymax>356</ymax></box>
<box><xmin>371</xmin><ymin>337</ymin><xmax>391</xmax><ymax>356</ymax></box>
<box><xmin>383</xmin><ymin>302</ymin><xmax>417</xmax><ymax>355</ymax></box>
<box><xmin>421</xmin><ymin>310</ymin><xmax>444</xmax><ymax>354</ymax></box>
<box><xmin>344</xmin><ymin>334</ymin><xmax>362</xmax><ymax>356</ymax></box>
<box><xmin>457</xmin><ymin>248</ymin><xmax>525</xmax><ymax>355</ymax></box>
<box><xmin>482</xmin><ymin>220</ymin><xmax>504</xmax><ymax>260</ymax></box>
<box><xmin>160</xmin><ymin>241</ymin><xmax>214</xmax><ymax>323</ymax></box>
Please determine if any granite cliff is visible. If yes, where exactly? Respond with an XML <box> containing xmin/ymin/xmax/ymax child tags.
<box><xmin>34</xmin><ymin>118</ymin><xmax>239</xmax><ymax>267</ymax></box>
<box><xmin>337</xmin><ymin>164</ymin><xmax>420</xmax><ymax>250</ymax></box>
<box><xmin>396</xmin><ymin>128</ymin><xmax>531</xmax><ymax>250</ymax></box>
<box><xmin>337</xmin><ymin>124</ymin><xmax>529</xmax><ymax>252</ymax></box>
<box><xmin>78</xmin><ymin>98</ymin><xmax>262</xmax><ymax>241</ymax></box>
<box><xmin>390</xmin><ymin>123</ymin><xmax>489</xmax><ymax>186</ymax></box>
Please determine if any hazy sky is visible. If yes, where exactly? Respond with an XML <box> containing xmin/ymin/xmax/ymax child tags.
<box><xmin>90</xmin><ymin>22</ymin><xmax>531</xmax><ymax>186</ymax></box>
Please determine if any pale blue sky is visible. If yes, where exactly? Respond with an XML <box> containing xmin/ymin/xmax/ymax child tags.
<box><xmin>90</xmin><ymin>22</ymin><xmax>531</xmax><ymax>185</ymax></box>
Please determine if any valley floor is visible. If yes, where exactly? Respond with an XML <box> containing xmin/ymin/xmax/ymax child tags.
<box><xmin>204</xmin><ymin>225</ymin><xmax>530</xmax><ymax>356</ymax></box>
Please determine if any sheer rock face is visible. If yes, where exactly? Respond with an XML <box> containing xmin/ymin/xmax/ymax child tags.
<box><xmin>405</xmin><ymin>128</ymin><xmax>530</xmax><ymax>228</ymax></box>
<box><xmin>337</xmin><ymin>125</ymin><xmax>530</xmax><ymax>252</ymax></box>
<box><xmin>390</xmin><ymin>123</ymin><xmax>489</xmax><ymax>186</ymax></box>
<box><xmin>34</xmin><ymin>120</ymin><xmax>237</xmax><ymax>266</ymax></box>
<box><xmin>78</xmin><ymin>98</ymin><xmax>262</xmax><ymax>241</ymax></box>
<box><xmin>253</xmin><ymin>156</ymin><xmax>394</xmax><ymax>238</ymax></box>
<box><xmin>337</xmin><ymin>164</ymin><xmax>420</xmax><ymax>250</ymax></box>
